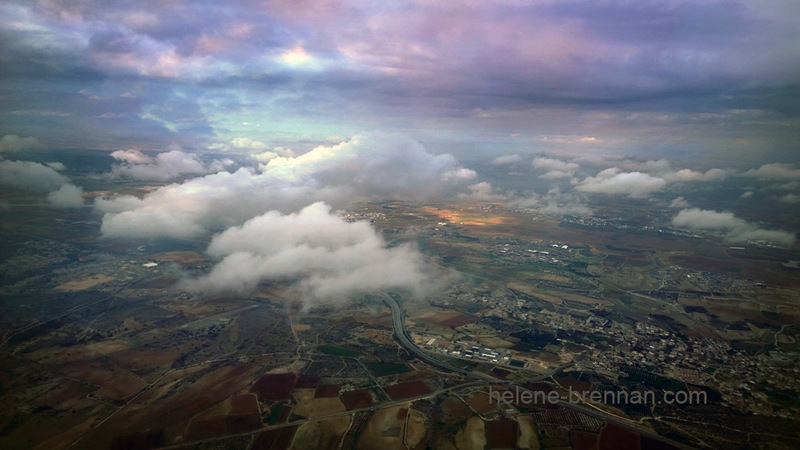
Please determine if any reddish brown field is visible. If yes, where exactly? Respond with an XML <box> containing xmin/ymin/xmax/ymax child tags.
<box><xmin>485</xmin><ymin>419</ymin><xmax>518</xmax><ymax>449</ymax></box>
<box><xmin>225</xmin><ymin>414</ymin><xmax>261</xmax><ymax>434</ymax></box>
<box><xmin>571</xmin><ymin>430</ymin><xmax>599</xmax><ymax>450</ymax></box>
<box><xmin>230</xmin><ymin>394</ymin><xmax>259</xmax><ymax>416</ymax></box>
<box><xmin>640</xmin><ymin>436</ymin><xmax>681</xmax><ymax>449</ymax></box>
<box><xmin>417</xmin><ymin>310</ymin><xmax>479</xmax><ymax>328</ymax></box>
<box><xmin>296</xmin><ymin>375</ymin><xmax>321</xmax><ymax>388</ymax></box>
<box><xmin>314</xmin><ymin>384</ymin><xmax>341</xmax><ymax>398</ymax></box>
<box><xmin>109</xmin><ymin>429</ymin><xmax>165</xmax><ymax>450</ymax></box>
<box><xmin>554</xmin><ymin>375</ymin><xmax>592</xmax><ymax>393</ymax></box>
<box><xmin>440</xmin><ymin>313</ymin><xmax>479</xmax><ymax>328</ymax></box>
<box><xmin>251</xmin><ymin>373</ymin><xmax>297</xmax><ymax>401</ymax></box>
<box><xmin>251</xmin><ymin>426</ymin><xmax>299</xmax><ymax>450</ymax></box>
<box><xmin>599</xmin><ymin>424</ymin><xmax>640</xmax><ymax>450</ymax></box>
<box><xmin>385</xmin><ymin>380</ymin><xmax>431</xmax><ymax>400</ymax></box>
<box><xmin>341</xmin><ymin>389</ymin><xmax>373</xmax><ymax>409</ymax></box>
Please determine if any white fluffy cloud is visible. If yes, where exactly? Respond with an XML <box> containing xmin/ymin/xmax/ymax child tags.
<box><xmin>669</xmin><ymin>197</ymin><xmax>690</xmax><ymax>208</ymax></box>
<box><xmin>673</xmin><ymin>209</ymin><xmax>747</xmax><ymax>230</ymax></box>
<box><xmin>575</xmin><ymin>168</ymin><xmax>666</xmax><ymax>198</ymax></box>
<box><xmin>672</xmin><ymin>208</ymin><xmax>795</xmax><ymax>246</ymax></box>
<box><xmin>0</xmin><ymin>135</ymin><xmax>44</xmax><ymax>152</ymax></box>
<box><xmin>672</xmin><ymin>168</ymin><xmax>728</xmax><ymax>182</ymax></box>
<box><xmin>98</xmin><ymin>132</ymin><xmax>475</xmax><ymax>239</ymax></box>
<box><xmin>508</xmin><ymin>187</ymin><xmax>591</xmax><ymax>216</ymax></box>
<box><xmin>492</xmin><ymin>154</ymin><xmax>523</xmax><ymax>165</ymax></box>
<box><xmin>442</xmin><ymin>167</ymin><xmax>478</xmax><ymax>181</ymax></box>
<box><xmin>533</xmin><ymin>157</ymin><xmax>580</xmax><ymax>179</ymax></box>
<box><xmin>110</xmin><ymin>149</ymin><xmax>207</xmax><ymax>181</ymax></box>
<box><xmin>47</xmin><ymin>184</ymin><xmax>84</xmax><ymax>208</ymax></box>
<box><xmin>182</xmin><ymin>202</ymin><xmax>444</xmax><ymax>305</ymax></box>
<box><xmin>458</xmin><ymin>182</ymin><xmax>506</xmax><ymax>201</ymax></box>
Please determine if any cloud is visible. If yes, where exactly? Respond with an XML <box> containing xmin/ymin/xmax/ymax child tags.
<box><xmin>458</xmin><ymin>182</ymin><xmax>506</xmax><ymax>201</ymax></box>
<box><xmin>1</xmin><ymin>0</ymin><xmax>800</xmax><ymax>157</ymax></box>
<box><xmin>669</xmin><ymin>197</ymin><xmax>690</xmax><ymax>208</ymax></box>
<box><xmin>211</xmin><ymin>138</ymin><xmax>297</xmax><ymax>162</ymax></box>
<box><xmin>672</xmin><ymin>208</ymin><xmax>795</xmax><ymax>246</ymax></box>
<box><xmin>47</xmin><ymin>184</ymin><xmax>85</xmax><ymax>208</ymax></box>
<box><xmin>779</xmin><ymin>193</ymin><xmax>800</xmax><ymax>203</ymax></box>
<box><xmin>575</xmin><ymin>168</ymin><xmax>666</xmax><ymax>198</ymax></box>
<box><xmin>774</xmin><ymin>181</ymin><xmax>800</xmax><ymax>190</ymax></box>
<box><xmin>208</xmin><ymin>158</ymin><xmax>235</xmax><ymax>173</ymax></box>
<box><xmin>262</xmin><ymin>132</ymin><xmax>469</xmax><ymax>196</ymax></box>
<box><xmin>743</xmin><ymin>163</ymin><xmax>800</xmax><ymax>180</ymax></box>
<box><xmin>618</xmin><ymin>159</ymin><xmax>672</xmax><ymax>174</ymax></box>
<box><xmin>98</xmin><ymin>132</ymin><xmax>473</xmax><ymax>239</ymax></box>
<box><xmin>110</xmin><ymin>149</ymin><xmax>154</xmax><ymax>165</ymax></box>
<box><xmin>110</xmin><ymin>149</ymin><xmax>207</xmax><ymax>181</ymax></box>
<box><xmin>492</xmin><ymin>154</ymin><xmax>523</xmax><ymax>165</ymax></box>
<box><xmin>0</xmin><ymin>160</ymin><xmax>68</xmax><ymax>192</ymax></box>
<box><xmin>0</xmin><ymin>159</ymin><xmax>85</xmax><ymax>207</ymax></box>
<box><xmin>508</xmin><ymin>187</ymin><xmax>591</xmax><ymax>216</ymax></box>
<box><xmin>46</xmin><ymin>162</ymin><xmax>67</xmax><ymax>171</ymax></box>
<box><xmin>672</xmin><ymin>208</ymin><xmax>748</xmax><ymax>230</ymax></box>
<box><xmin>672</xmin><ymin>168</ymin><xmax>728</xmax><ymax>182</ymax></box>
<box><xmin>442</xmin><ymin>168</ymin><xmax>477</xmax><ymax>181</ymax></box>
<box><xmin>230</xmin><ymin>137</ymin><xmax>269</xmax><ymax>150</ymax></box>
<box><xmin>0</xmin><ymin>135</ymin><xmax>44</xmax><ymax>152</ymax></box>
<box><xmin>181</xmin><ymin>202</ymin><xmax>444</xmax><ymax>306</ymax></box>
<box><xmin>533</xmin><ymin>157</ymin><xmax>580</xmax><ymax>179</ymax></box>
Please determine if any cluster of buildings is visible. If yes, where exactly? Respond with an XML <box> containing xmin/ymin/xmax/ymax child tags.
<box><xmin>422</xmin><ymin>338</ymin><xmax>510</xmax><ymax>364</ymax></box>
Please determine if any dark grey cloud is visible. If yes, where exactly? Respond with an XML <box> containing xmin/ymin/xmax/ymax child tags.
<box><xmin>0</xmin><ymin>0</ymin><xmax>797</xmax><ymax>161</ymax></box>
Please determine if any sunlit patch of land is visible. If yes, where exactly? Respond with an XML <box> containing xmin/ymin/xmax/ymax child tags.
<box><xmin>150</xmin><ymin>251</ymin><xmax>206</xmax><ymax>264</ymax></box>
<box><xmin>421</xmin><ymin>206</ymin><xmax>514</xmax><ymax>227</ymax></box>
<box><xmin>55</xmin><ymin>274</ymin><xmax>115</xmax><ymax>291</ymax></box>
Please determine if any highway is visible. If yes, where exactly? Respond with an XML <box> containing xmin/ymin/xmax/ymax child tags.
<box><xmin>376</xmin><ymin>291</ymin><xmax>497</xmax><ymax>381</ymax></box>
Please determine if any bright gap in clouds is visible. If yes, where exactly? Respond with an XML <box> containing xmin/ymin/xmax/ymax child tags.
<box><xmin>281</xmin><ymin>45</ymin><xmax>312</xmax><ymax>67</ymax></box>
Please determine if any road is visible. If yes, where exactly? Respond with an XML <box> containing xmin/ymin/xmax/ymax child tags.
<box><xmin>376</xmin><ymin>291</ymin><xmax>497</xmax><ymax>381</ymax></box>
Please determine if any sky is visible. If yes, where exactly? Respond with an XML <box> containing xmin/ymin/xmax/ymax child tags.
<box><xmin>1</xmin><ymin>0</ymin><xmax>799</xmax><ymax>164</ymax></box>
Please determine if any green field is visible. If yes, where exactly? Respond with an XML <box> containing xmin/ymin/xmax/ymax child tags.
<box><xmin>317</xmin><ymin>345</ymin><xmax>359</xmax><ymax>357</ymax></box>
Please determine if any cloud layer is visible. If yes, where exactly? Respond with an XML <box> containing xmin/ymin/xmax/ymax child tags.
<box><xmin>0</xmin><ymin>159</ymin><xmax>84</xmax><ymax>207</ymax></box>
<box><xmin>182</xmin><ymin>202</ymin><xmax>443</xmax><ymax>306</ymax></box>
<box><xmin>110</xmin><ymin>149</ymin><xmax>207</xmax><ymax>181</ymax></box>
<box><xmin>672</xmin><ymin>208</ymin><xmax>795</xmax><ymax>246</ymax></box>
<box><xmin>575</xmin><ymin>168</ymin><xmax>667</xmax><ymax>198</ymax></box>
<box><xmin>98</xmin><ymin>132</ymin><xmax>473</xmax><ymax>239</ymax></box>
<box><xmin>1</xmin><ymin>1</ymin><xmax>798</xmax><ymax>159</ymax></box>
